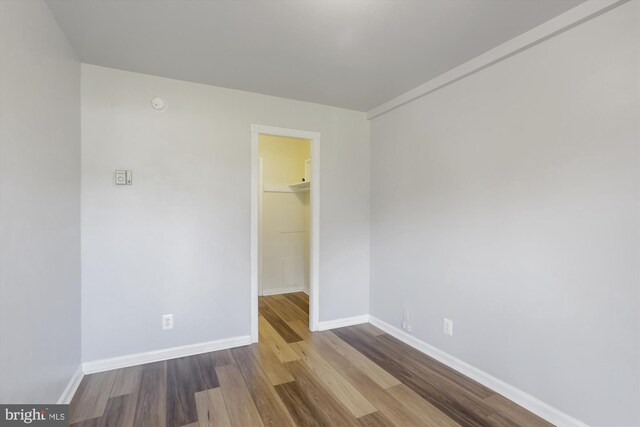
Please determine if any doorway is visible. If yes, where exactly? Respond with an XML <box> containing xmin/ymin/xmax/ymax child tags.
<box><xmin>250</xmin><ymin>124</ymin><xmax>320</xmax><ymax>342</ymax></box>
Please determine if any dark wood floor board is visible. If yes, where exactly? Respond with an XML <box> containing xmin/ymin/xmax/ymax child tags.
<box><xmin>70</xmin><ymin>417</ymin><xmax>100</xmax><ymax>427</ymax></box>
<box><xmin>260</xmin><ymin>305</ymin><xmax>303</xmax><ymax>343</ymax></box>
<box><xmin>274</xmin><ymin>381</ymin><xmax>324</xmax><ymax>427</ymax></box>
<box><xmin>71</xmin><ymin>418</ymin><xmax>104</xmax><ymax>427</ymax></box>
<box><xmin>133</xmin><ymin>361</ymin><xmax>167</xmax><ymax>427</ymax></box>
<box><xmin>110</xmin><ymin>365</ymin><xmax>142</xmax><ymax>397</ymax></box>
<box><xmin>357</xmin><ymin>411</ymin><xmax>395</xmax><ymax>427</ymax></box>
<box><xmin>69</xmin><ymin>375</ymin><xmax>90</xmax><ymax>416</ymax></box>
<box><xmin>347</xmin><ymin>326</ymin><xmax>493</xmax><ymax>401</ymax></box>
<box><xmin>377</xmin><ymin>333</ymin><xmax>495</xmax><ymax>399</ymax></box>
<box><xmin>286</xmin><ymin>319</ymin><xmax>312</xmax><ymax>341</ymax></box>
<box><xmin>486</xmin><ymin>413</ymin><xmax>524</xmax><ymax>427</ymax></box>
<box><xmin>209</xmin><ymin>349</ymin><xmax>235</xmax><ymax>368</ymax></box>
<box><xmin>387</xmin><ymin>367</ymin><xmax>494</xmax><ymax>426</ymax></box>
<box><xmin>282</xmin><ymin>292</ymin><xmax>310</xmax><ymax>313</ymax></box>
<box><xmin>353</xmin><ymin>323</ymin><xmax>386</xmax><ymax>337</ymax></box>
<box><xmin>194</xmin><ymin>353</ymin><xmax>221</xmax><ymax>389</ymax></box>
<box><xmin>284</xmin><ymin>360</ymin><xmax>361</xmax><ymax>427</ymax></box>
<box><xmin>262</xmin><ymin>294</ymin><xmax>308</xmax><ymax>322</ymax></box>
<box><xmin>231</xmin><ymin>346</ymin><xmax>297</xmax><ymax>427</ymax></box>
<box><xmin>70</xmin><ymin>370</ymin><xmax>118</xmax><ymax>424</ymax></box>
<box><xmin>70</xmin><ymin>292</ymin><xmax>550</xmax><ymax>427</ymax></box>
<box><xmin>339</xmin><ymin>325</ymin><xmax>485</xmax><ymax>397</ymax></box>
<box><xmin>166</xmin><ymin>356</ymin><xmax>207</xmax><ymax>427</ymax></box>
<box><xmin>81</xmin><ymin>393</ymin><xmax>137</xmax><ymax>427</ymax></box>
<box><xmin>333</xmin><ymin>327</ymin><xmax>496</xmax><ymax>427</ymax></box>
<box><xmin>347</xmin><ymin>328</ymin><xmax>496</xmax><ymax>426</ymax></box>
<box><xmin>483</xmin><ymin>394</ymin><xmax>553</xmax><ymax>427</ymax></box>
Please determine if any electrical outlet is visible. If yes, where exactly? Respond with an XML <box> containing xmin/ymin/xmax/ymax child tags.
<box><xmin>444</xmin><ymin>318</ymin><xmax>453</xmax><ymax>336</ymax></box>
<box><xmin>162</xmin><ymin>314</ymin><xmax>173</xmax><ymax>330</ymax></box>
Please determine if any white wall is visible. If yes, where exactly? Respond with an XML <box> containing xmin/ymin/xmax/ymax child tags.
<box><xmin>260</xmin><ymin>190</ymin><xmax>310</xmax><ymax>294</ymax></box>
<box><xmin>81</xmin><ymin>64</ymin><xmax>370</xmax><ymax>362</ymax></box>
<box><xmin>0</xmin><ymin>0</ymin><xmax>81</xmax><ymax>403</ymax></box>
<box><xmin>369</xmin><ymin>3</ymin><xmax>639</xmax><ymax>426</ymax></box>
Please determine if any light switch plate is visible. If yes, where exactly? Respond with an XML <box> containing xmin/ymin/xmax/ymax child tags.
<box><xmin>115</xmin><ymin>170</ymin><xmax>132</xmax><ymax>185</ymax></box>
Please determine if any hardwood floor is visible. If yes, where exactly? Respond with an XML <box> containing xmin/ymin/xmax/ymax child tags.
<box><xmin>70</xmin><ymin>292</ymin><xmax>552</xmax><ymax>427</ymax></box>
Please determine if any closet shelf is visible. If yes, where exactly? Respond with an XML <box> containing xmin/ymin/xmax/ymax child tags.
<box><xmin>263</xmin><ymin>181</ymin><xmax>310</xmax><ymax>193</ymax></box>
<box><xmin>288</xmin><ymin>181</ymin><xmax>310</xmax><ymax>191</ymax></box>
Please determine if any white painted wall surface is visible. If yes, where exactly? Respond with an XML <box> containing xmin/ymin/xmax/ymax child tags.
<box><xmin>369</xmin><ymin>3</ymin><xmax>639</xmax><ymax>426</ymax></box>
<box><xmin>0</xmin><ymin>0</ymin><xmax>81</xmax><ymax>403</ymax></box>
<box><xmin>260</xmin><ymin>191</ymin><xmax>310</xmax><ymax>295</ymax></box>
<box><xmin>81</xmin><ymin>65</ymin><xmax>370</xmax><ymax>362</ymax></box>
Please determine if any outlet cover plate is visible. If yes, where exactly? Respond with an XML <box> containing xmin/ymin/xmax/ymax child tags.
<box><xmin>162</xmin><ymin>314</ymin><xmax>173</xmax><ymax>330</ymax></box>
<box><xmin>444</xmin><ymin>318</ymin><xmax>453</xmax><ymax>336</ymax></box>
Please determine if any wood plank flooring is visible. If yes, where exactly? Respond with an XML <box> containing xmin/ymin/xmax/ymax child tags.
<box><xmin>70</xmin><ymin>292</ymin><xmax>552</xmax><ymax>427</ymax></box>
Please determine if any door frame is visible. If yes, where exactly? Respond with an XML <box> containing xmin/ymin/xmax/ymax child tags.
<box><xmin>250</xmin><ymin>124</ymin><xmax>320</xmax><ymax>342</ymax></box>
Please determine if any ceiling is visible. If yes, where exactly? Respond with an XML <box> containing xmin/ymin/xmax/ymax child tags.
<box><xmin>46</xmin><ymin>0</ymin><xmax>584</xmax><ymax>112</ymax></box>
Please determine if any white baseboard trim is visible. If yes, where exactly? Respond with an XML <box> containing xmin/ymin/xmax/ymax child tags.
<box><xmin>261</xmin><ymin>286</ymin><xmax>304</xmax><ymax>296</ymax></box>
<box><xmin>57</xmin><ymin>365</ymin><xmax>84</xmax><ymax>404</ymax></box>
<box><xmin>82</xmin><ymin>335</ymin><xmax>251</xmax><ymax>374</ymax></box>
<box><xmin>368</xmin><ymin>316</ymin><xmax>588</xmax><ymax>427</ymax></box>
<box><xmin>317</xmin><ymin>314</ymin><xmax>370</xmax><ymax>331</ymax></box>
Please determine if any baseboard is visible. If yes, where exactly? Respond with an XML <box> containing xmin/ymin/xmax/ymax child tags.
<box><xmin>317</xmin><ymin>314</ymin><xmax>370</xmax><ymax>331</ymax></box>
<box><xmin>368</xmin><ymin>316</ymin><xmax>588</xmax><ymax>427</ymax></box>
<box><xmin>57</xmin><ymin>365</ymin><xmax>84</xmax><ymax>404</ymax></box>
<box><xmin>261</xmin><ymin>286</ymin><xmax>304</xmax><ymax>296</ymax></box>
<box><xmin>82</xmin><ymin>335</ymin><xmax>251</xmax><ymax>374</ymax></box>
